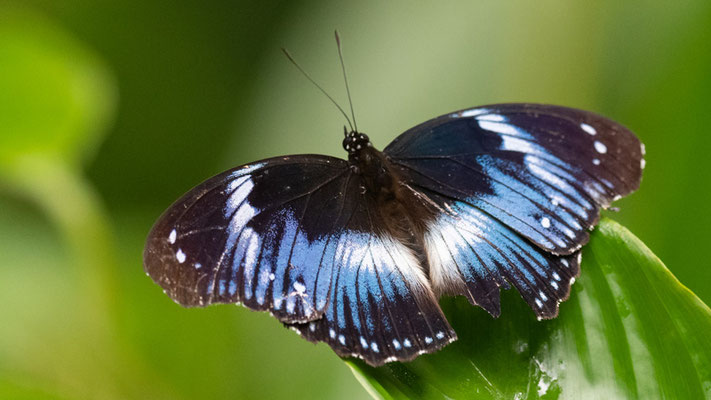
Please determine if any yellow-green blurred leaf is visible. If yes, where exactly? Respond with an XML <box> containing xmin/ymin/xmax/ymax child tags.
<box><xmin>0</xmin><ymin>6</ymin><xmax>116</xmax><ymax>168</ymax></box>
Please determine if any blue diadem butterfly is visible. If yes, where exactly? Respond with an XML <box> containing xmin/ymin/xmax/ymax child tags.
<box><xmin>144</xmin><ymin>36</ymin><xmax>644</xmax><ymax>366</ymax></box>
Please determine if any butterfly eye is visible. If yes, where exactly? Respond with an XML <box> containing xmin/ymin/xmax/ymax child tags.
<box><xmin>342</xmin><ymin>136</ymin><xmax>354</xmax><ymax>152</ymax></box>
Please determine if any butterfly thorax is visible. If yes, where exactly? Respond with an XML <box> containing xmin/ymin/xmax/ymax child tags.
<box><xmin>344</xmin><ymin>130</ymin><xmax>434</xmax><ymax>268</ymax></box>
<box><xmin>343</xmin><ymin>131</ymin><xmax>400</xmax><ymax>196</ymax></box>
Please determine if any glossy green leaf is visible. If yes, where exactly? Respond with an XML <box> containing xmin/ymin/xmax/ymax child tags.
<box><xmin>348</xmin><ymin>218</ymin><xmax>711</xmax><ymax>399</ymax></box>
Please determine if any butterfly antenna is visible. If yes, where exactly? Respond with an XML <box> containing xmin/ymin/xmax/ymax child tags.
<box><xmin>335</xmin><ymin>30</ymin><xmax>358</xmax><ymax>132</ymax></box>
<box><xmin>281</xmin><ymin>48</ymin><xmax>354</xmax><ymax>132</ymax></box>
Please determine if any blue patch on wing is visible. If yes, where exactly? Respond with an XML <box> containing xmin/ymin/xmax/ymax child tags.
<box><xmin>288</xmin><ymin>231</ymin><xmax>456</xmax><ymax>366</ymax></box>
<box><xmin>425</xmin><ymin>196</ymin><xmax>580</xmax><ymax>319</ymax></box>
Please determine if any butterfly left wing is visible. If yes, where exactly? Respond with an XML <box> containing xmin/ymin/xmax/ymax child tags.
<box><xmin>384</xmin><ymin>103</ymin><xmax>644</xmax><ymax>318</ymax></box>
<box><xmin>143</xmin><ymin>155</ymin><xmax>455</xmax><ymax>366</ymax></box>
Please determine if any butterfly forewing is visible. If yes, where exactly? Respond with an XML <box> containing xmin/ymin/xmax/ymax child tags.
<box><xmin>385</xmin><ymin>103</ymin><xmax>644</xmax><ymax>254</ymax></box>
<box><xmin>145</xmin><ymin>157</ymin><xmax>346</xmax><ymax>314</ymax></box>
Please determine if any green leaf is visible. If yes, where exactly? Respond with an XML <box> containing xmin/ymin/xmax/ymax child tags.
<box><xmin>0</xmin><ymin>8</ymin><xmax>170</xmax><ymax>399</ymax></box>
<box><xmin>0</xmin><ymin>6</ymin><xmax>116</xmax><ymax>169</ymax></box>
<box><xmin>348</xmin><ymin>218</ymin><xmax>711</xmax><ymax>399</ymax></box>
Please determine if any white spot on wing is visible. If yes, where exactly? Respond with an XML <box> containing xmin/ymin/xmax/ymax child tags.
<box><xmin>293</xmin><ymin>281</ymin><xmax>306</xmax><ymax>294</ymax></box>
<box><xmin>338</xmin><ymin>334</ymin><xmax>346</xmax><ymax>346</ymax></box>
<box><xmin>436</xmin><ymin>331</ymin><xmax>445</xmax><ymax>340</ymax></box>
<box><xmin>541</xmin><ymin>217</ymin><xmax>551</xmax><ymax>228</ymax></box>
<box><xmin>594</xmin><ymin>141</ymin><xmax>607</xmax><ymax>154</ymax></box>
<box><xmin>168</xmin><ymin>229</ymin><xmax>177</xmax><ymax>244</ymax></box>
<box><xmin>640</xmin><ymin>159</ymin><xmax>646</xmax><ymax>169</ymax></box>
<box><xmin>393</xmin><ymin>339</ymin><xmax>401</xmax><ymax>350</ymax></box>
<box><xmin>535</xmin><ymin>298</ymin><xmax>544</xmax><ymax>308</ymax></box>
<box><xmin>176</xmin><ymin>249</ymin><xmax>186</xmax><ymax>263</ymax></box>
<box><xmin>243</xmin><ymin>230</ymin><xmax>260</xmax><ymax>299</ymax></box>
<box><xmin>458</xmin><ymin>108</ymin><xmax>489</xmax><ymax>118</ymax></box>
<box><xmin>479</xmin><ymin>120</ymin><xmax>520</xmax><ymax>136</ymax></box>
<box><xmin>371</xmin><ymin>342</ymin><xmax>379</xmax><ymax>352</ymax></box>
<box><xmin>425</xmin><ymin>336</ymin><xmax>433</xmax><ymax>344</ymax></box>
<box><xmin>329</xmin><ymin>329</ymin><xmax>335</xmax><ymax>339</ymax></box>
<box><xmin>232</xmin><ymin>162</ymin><xmax>265</xmax><ymax>176</ymax></box>
<box><xmin>593</xmin><ymin>158</ymin><xmax>600</xmax><ymax>165</ymax></box>
<box><xmin>403</xmin><ymin>338</ymin><xmax>412</xmax><ymax>348</ymax></box>
<box><xmin>226</xmin><ymin>175</ymin><xmax>249</xmax><ymax>192</ymax></box>
<box><xmin>360</xmin><ymin>337</ymin><xmax>368</xmax><ymax>348</ymax></box>
<box><xmin>580</xmin><ymin>123</ymin><xmax>597</xmax><ymax>135</ymax></box>
<box><xmin>477</xmin><ymin>114</ymin><xmax>506</xmax><ymax>122</ymax></box>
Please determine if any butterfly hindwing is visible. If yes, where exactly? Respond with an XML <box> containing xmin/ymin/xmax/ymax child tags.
<box><xmin>143</xmin><ymin>155</ymin><xmax>455</xmax><ymax>365</ymax></box>
<box><xmin>287</xmin><ymin>191</ymin><xmax>456</xmax><ymax>366</ymax></box>
<box><xmin>422</xmin><ymin>190</ymin><xmax>581</xmax><ymax>319</ymax></box>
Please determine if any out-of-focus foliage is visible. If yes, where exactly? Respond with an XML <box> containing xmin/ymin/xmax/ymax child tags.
<box><xmin>0</xmin><ymin>1</ymin><xmax>710</xmax><ymax>399</ymax></box>
<box><xmin>350</xmin><ymin>219</ymin><xmax>711</xmax><ymax>399</ymax></box>
<box><xmin>0</xmin><ymin>9</ymin><xmax>114</xmax><ymax>168</ymax></box>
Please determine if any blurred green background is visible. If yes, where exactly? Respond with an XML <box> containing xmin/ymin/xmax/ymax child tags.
<box><xmin>1</xmin><ymin>1</ymin><xmax>709</xmax><ymax>399</ymax></box>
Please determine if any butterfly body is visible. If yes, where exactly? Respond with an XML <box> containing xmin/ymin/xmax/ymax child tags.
<box><xmin>144</xmin><ymin>103</ymin><xmax>644</xmax><ymax>366</ymax></box>
<box><xmin>343</xmin><ymin>130</ymin><xmax>435</xmax><ymax>265</ymax></box>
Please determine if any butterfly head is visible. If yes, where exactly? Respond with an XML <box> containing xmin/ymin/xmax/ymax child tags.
<box><xmin>343</xmin><ymin>130</ymin><xmax>371</xmax><ymax>155</ymax></box>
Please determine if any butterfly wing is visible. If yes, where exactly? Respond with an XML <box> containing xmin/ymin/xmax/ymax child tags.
<box><xmin>421</xmin><ymin>190</ymin><xmax>582</xmax><ymax>319</ymax></box>
<box><xmin>384</xmin><ymin>103</ymin><xmax>644</xmax><ymax>318</ymax></box>
<box><xmin>143</xmin><ymin>155</ymin><xmax>454</xmax><ymax>366</ymax></box>
<box><xmin>286</xmin><ymin>190</ymin><xmax>456</xmax><ymax>365</ymax></box>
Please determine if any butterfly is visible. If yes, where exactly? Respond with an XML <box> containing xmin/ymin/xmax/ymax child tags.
<box><xmin>143</xmin><ymin>101</ymin><xmax>644</xmax><ymax>366</ymax></box>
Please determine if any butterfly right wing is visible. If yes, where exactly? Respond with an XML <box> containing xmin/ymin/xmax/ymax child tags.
<box><xmin>143</xmin><ymin>155</ymin><xmax>454</xmax><ymax>366</ymax></box>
